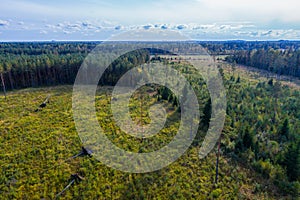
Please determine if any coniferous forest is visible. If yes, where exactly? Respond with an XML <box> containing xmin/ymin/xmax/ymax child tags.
<box><xmin>0</xmin><ymin>41</ymin><xmax>299</xmax><ymax>199</ymax></box>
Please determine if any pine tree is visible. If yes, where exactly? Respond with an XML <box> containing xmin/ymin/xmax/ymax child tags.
<box><xmin>243</xmin><ymin>127</ymin><xmax>254</xmax><ymax>149</ymax></box>
<box><xmin>202</xmin><ymin>98</ymin><xmax>211</xmax><ymax>128</ymax></box>
<box><xmin>284</xmin><ymin>141</ymin><xmax>300</xmax><ymax>181</ymax></box>
<box><xmin>278</xmin><ymin>118</ymin><xmax>290</xmax><ymax>143</ymax></box>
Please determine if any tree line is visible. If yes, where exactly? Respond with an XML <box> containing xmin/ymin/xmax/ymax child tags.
<box><xmin>199</xmin><ymin>40</ymin><xmax>300</xmax><ymax>55</ymax></box>
<box><xmin>0</xmin><ymin>42</ymin><xmax>150</xmax><ymax>91</ymax></box>
<box><xmin>226</xmin><ymin>48</ymin><xmax>300</xmax><ymax>78</ymax></box>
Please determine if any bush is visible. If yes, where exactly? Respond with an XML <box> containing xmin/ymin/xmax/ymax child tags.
<box><xmin>211</xmin><ymin>188</ymin><xmax>222</xmax><ymax>198</ymax></box>
<box><xmin>253</xmin><ymin>160</ymin><xmax>273</xmax><ymax>178</ymax></box>
<box><xmin>277</xmin><ymin>181</ymin><xmax>300</xmax><ymax>197</ymax></box>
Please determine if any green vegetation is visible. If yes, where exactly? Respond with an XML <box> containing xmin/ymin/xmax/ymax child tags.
<box><xmin>226</xmin><ymin>45</ymin><xmax>300</xmax><ymax>78</ymax></box>
<box><xmin>221</xmin><ymin>67</ymin><xmax>300</xmax><ymax>197</ymax></box>
<box><xmin>0</xmin><ymin>42</ymin><xmax>149</xmax><ymax>90</ymax></box>
<box><xmin>0</xmin><ymin>42</ymin><xmax>300</xmax><ymax>199</ymax></box>
<box><xmin>0</xmin><ymin>84</ymin><xmax>287</xmax><ymax>199</ymax></box>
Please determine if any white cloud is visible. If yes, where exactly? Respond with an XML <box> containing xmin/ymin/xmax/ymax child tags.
<box><xmin>143</xmin><ymin>24</ymin><xmax>153</xmax><ymax>30</ymax></box>
<box><xmin>114</xmin><ymin>25</ymin><xmax>122</xmax><ymax>30</ymax></box>
<box><xmin>161</xmin><ymin>24</ymin><xmax>168</xmax><ymax>30</ymax></box>
<box><xmin>0</xmin><ymin>16</ymin><xmax>300</xmax><ymax>40</ymax></box>
<box><xmin>1</xmin><ymin>0</ymin><xmax>299</xmax><ymax>31</ymax></box>
<box><xmin>0</xmin><ymin>19</ymin><xmax>9</xmax><ymax>26</ymax></box>
<box><xmin>66</xmin><ymin>23</ymin><xmax>82</xmax><ymax>31</ymax></box>
<box><xmin>177</xmin><ymin>25</ymin><xmax>187</xmax><ymax>30</ymax></box>
<box><xmin>40</xmin><ymin>30</ymin><xmax>48</xmax><ymax>34</ymax></box>
<box><xmin>63</xmin><ymin>30</ymin><xmax>72</xmax><ymax>35</ymax></box>
<box><xmin>230</xmin><ymin>29</ymin><xmax>300</xmax><ymax>40</ymax></box>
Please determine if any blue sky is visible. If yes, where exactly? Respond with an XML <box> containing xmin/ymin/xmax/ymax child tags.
<box><xmin>1</xmin><ymin>0</ymin><xmax>300</xmax><ymax>41</ymax></box>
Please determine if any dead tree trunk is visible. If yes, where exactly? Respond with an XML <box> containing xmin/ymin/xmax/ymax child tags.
<box><xmin>55</xmin><ymin>174</ymin><xmax>84</xmax><ymax>199</ymax></box>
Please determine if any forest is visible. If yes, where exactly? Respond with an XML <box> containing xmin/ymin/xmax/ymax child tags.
<box><xmin>225</xmin><ymin>41</ymin><xmax>300</xmax><ymax>78</ymax></box>
<box><xmin>0</xmin><ymin>42</ymin><xmax>150</xmax><ymax>90</ymax></box>
<box><xmin>0</xmin><ymin>41</ymin><xmax>299</xmax><ymax>199</ymax></box>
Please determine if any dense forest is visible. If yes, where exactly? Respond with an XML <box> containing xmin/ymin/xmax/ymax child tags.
<box><xmin>0</xmin><ymin>42</ymin><xmax>94</xmax><ymax>90</ymax></box>
<box><xmin>0</xmin><ymin>42</ymin><xmax>150</xmax><ymax>90</ymax></box>
<box><xmin>0</xmin><ymin>41</ymin><xmax>299</xmax><ymax>199</ymax></box>
<box><xmin>226</xmin><ymin>48</ymin><xmax>300</xmax><ymax>78</ymax></box>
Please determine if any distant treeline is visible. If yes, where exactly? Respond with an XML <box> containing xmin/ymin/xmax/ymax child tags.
<box><xmin>199</xmin><ymin>40</ymin><xmax>300</xmax><ymax>54</ymax></box>
<box><xmin>0</xmin><ymin>42</ymin><xmax>150</xmax><ymax>90</ymax></box>
<box><xmin>0</xmin><ymin>42</ymin><xmax>98</xmax><ymax>55</ymax></box>
<box><xmin>226</xmin><ymin>48</ymin><xmax>300</xmax><ymax>78</ymax></box>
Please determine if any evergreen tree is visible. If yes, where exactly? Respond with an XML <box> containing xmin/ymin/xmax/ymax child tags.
<box><xmin>278</xmin><ymin>118</ymin><xmax>290</xmax><ymax>142</ymax></box>
<box><xmin>202</xmin><ymin>98</ymin><xmax>211</xmax><ymax>128</ymax></box>
<box><xmin>243</xmin><ymin>127</ymin><xmax>254</xmax><ymax>149</ymax></box>
<box><xmin>284</xmin><ymin>141</ymin><xmax>300</xmax><ymax>181</ymax></box>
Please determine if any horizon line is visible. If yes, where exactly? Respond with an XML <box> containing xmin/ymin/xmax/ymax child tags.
<box><xmin>1</xmin><ymin>39</ymin><xmax>300</xmax><ymax>43</ymax></box>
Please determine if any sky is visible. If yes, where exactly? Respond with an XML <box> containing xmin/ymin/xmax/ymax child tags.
<box><xmin>0</xmin><ymin>0</ymin><xmax>300</xmax><ymax>41</ymax></box>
